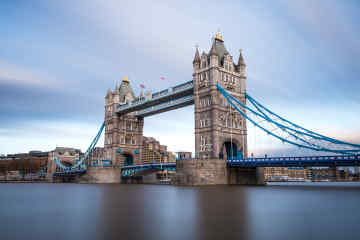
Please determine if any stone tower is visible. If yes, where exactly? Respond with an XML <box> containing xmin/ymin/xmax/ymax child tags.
<box><xmin>104</xmin><ymin>77</ymin><xmax>144</xmax><ymax>167</ymax></box>
<box><xmin>193</xmin><ymin>33</ymin><xmax>247</xmax><ymax>160</ymax></box>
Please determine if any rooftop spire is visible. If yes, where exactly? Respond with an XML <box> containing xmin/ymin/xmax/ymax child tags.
<box><xmin>238</xmin><ymin>49</ymin><xmax>246</xmax><ymax>66</ymax></box>
<box><xmin>193</xmin><ymin>45</ymin><xmax>200</xmax><ymax>64</ymax></box>
<box><xmin>210</xmin><ymin>40</ymin><xmax>217</xmax><ymax>56</ymax></box>
<box><xmin>115</xmin><ymin>79</ymin><xmax>119</xmax><ymax>90</ymax></box>
<box><xmin>215</xmin><ymin>28</ymin><xmax>223</xmax><ymax>41</ymax></box>
<box><xmin>122</xmin><ymin>76</ymin><xmax>129</xmax><ymax>83</ymax></box>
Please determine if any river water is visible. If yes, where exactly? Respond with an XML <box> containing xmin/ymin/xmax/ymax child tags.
<box><xmin>0</xmin><ymin>182</ymin><xmax>359</xmax><ymax>240</ymax></box>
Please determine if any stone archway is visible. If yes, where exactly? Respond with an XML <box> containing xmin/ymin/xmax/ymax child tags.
<box><xmin>219</xmin><ymin>139</ymin><xmax>243</xmax><ymax>159</ymax></box>
<box><xmin>122</xmin><ymin>153</ymin><xmax>133</xmax><ymax>166</ymax></box>
<box><xmin>115</xmin><ymin>151</ymin><xmax>134</xmax><ymax>167</ymax></box>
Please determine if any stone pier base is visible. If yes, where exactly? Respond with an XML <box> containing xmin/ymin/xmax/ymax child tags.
<box><xmin>173</xmin><ymin>159</ymin><xmax>264</xmax><ymax>186</ymax></box>
<box><xmin>78</xmin><ymin>167</ymin><xmax>121</xmax><ymax>183</ymax></box>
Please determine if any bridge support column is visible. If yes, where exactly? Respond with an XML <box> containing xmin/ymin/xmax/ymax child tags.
<box><xmin>174</xmin><ymin>159</ymin><xmax>264</xmax><ymax>186</ymax></box>
<box><xmin>78</xmin><ymin>167</ymin><xmax>121</xmax><ymax>183</ymax></box>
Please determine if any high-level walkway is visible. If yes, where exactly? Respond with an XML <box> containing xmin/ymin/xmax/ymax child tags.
<box><xmin>117</xmin><ymin>81</ymin><xmax>194</xmax><ymax>117</ymax></box>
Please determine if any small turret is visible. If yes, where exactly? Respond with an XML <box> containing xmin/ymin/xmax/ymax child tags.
<box><xmin>193</xmin><ymin>46</ymin><xmax>200</xmax><ymax>70</ymax></box>
<box><xmin>209</xmin><ymin>40</ymin><xmax>218</xmax><ymax>67</ymax></box>
<box><xmin>237</xmin><ymin>49</ymin><xmax>246</xmax><ymax>76</ymax></box>
<box><xmin>209</xmin><ymin>40</ymin><xmax>217</xmax><ymax>56</ymax></box>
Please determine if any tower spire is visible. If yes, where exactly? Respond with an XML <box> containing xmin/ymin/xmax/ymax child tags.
<box><xmin>238</xmin><ymin>49</ymin><xmax>246</xmax><ymax>66</ymax></box>
<box><xmin>115</xmin><ymin>79</ymin><xmax>119</xmax><ymax>90</ymax></box>
<box><xmin>209</xmin><ymin>40</ymin><xmax>217</xmax><ymax>56</ymax></box>
<box><xmin>193</xmin><ymin>45</ymin><xmax>200</xmax><ymax>64</ymax></box>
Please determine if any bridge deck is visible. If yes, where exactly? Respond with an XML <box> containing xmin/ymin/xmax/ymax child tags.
<box><xmin>117</xmin><ymin>81</ymin><xmax>194</xmax><ymax>117</ymax></box>
<box><xmin>227</xmin><ymin>155</ymin><xmax>360</xmax><ymax>167</ymax></box>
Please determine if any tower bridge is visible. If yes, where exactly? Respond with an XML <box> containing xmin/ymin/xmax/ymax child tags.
<box><xmin>48</xmin><ymin>33</ymin><xmax>360</xmax><ymax>185</ymax></box>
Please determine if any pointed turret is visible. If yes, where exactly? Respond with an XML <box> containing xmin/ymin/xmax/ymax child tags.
<box><xmin>237</xmin><ymin>49</ymin><xmax>246</xmax><ymax>75</ymax></box>
<box><xmin>209</xmin><ymin>38</ymin><xmax>219</xmax><ymax>67</ymax></box>
<box><xmin>209</xmin><ymin>40</ymin><xmax>217</xmax><ymax>56</ymax></box>
<box><xmin>193</xmin><ymin>46</ymin><xmax>201</xmax><ymax>71</ymax></box>
<box><xmin>193</xmin><ymin>47</ymin><xmax>200</xmax><ymax>64</ymax></box>
<box><xmin>238</xmin><ymin>49</ymin><xmax>246</xmax><ymax>66</ymax></box>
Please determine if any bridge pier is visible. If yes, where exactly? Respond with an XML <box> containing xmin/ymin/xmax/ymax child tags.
<box><xmin>174</xmin><ymin>159</ymin><xmax>264</xmax><ymax>186</ymax></box>
<box><xmin>78</xmin><ymin>167</ymin><xmax>121</xmax><ymax>183</ymax></box>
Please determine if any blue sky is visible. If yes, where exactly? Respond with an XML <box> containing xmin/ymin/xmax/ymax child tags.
<box><xmin>1</xmin><ymin>0</ymin><xmax>360</xmax><ymax>155</ymax></box>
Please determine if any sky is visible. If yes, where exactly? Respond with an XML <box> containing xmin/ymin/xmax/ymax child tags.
<box><xmin>1</xmin><ymin>0</ymin><xmax>360</xmax><ymax>155</ymax></box>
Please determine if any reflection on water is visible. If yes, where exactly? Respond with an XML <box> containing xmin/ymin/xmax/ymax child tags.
<box><xmin>0</xmin><ymin>183</ymin><xmax>359</xmax><ymax>240</ymax></box>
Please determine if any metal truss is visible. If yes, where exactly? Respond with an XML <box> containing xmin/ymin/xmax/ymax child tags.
<box><xmin>54</xmin><ymin>122</ymin><xmax>105</xmax><ymax>172</ymax></box>
<box><xmin>217</xmin><ymin>84</ymin><xmax>360</xmax><ymax>155</ymax></box>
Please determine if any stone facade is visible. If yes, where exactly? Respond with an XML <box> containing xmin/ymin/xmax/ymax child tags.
<box><xmin>193</xmin><ymin>34</ymin><xmax>247</xmax><ymax>160</ymax></box>
<box><xmin>104</xmin><ymin>77</ymin><xmax>144</xmax><ymax>167</ymax></box>
<box><xmin>174</xmin><ymin>159</ymin><xmax>228</xmax><ymax>185</ymax></box>
<box><xmin>175</xmin><ymin>33</ymin><xmax>264</xmax><ymax>185</ymax></box>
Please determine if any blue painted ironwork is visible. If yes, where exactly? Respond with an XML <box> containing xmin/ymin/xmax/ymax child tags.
<box><xmin>227</xmin><ymin>154</ymin><xmax>360</xmax><ymax>167</ymax></box>
<box><xmin>121</xmin><ymin>163</ymin><xmax>176</xmax><ymax>177</ymax></box>
<box><xmin>217</xmin><ymin>83</ymin><xmax>360</xmax><ymax>155</ymax></box>
<box><xmin>134</xmin><ymin>95</ymin><xmax>194</xmax><ymax>117</ymax></box>
<box><xmin>54</xmin><ymin>122</ymin><xmax>105</xmax><ymax>174</ymax></box>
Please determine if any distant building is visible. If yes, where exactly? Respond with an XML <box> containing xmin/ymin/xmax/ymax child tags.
<box><xmin>141</xmin><ymin>136</ymin><xmax>175</xmax><ymax>164</ymax></box>
<box><xmin>0</xmin><ymin>150</ymin><xmax>50</xmax><ymax>180</ymax></box>
<box><xmin>264</xmin><ymin>167</ymin><xmax>308</xmax><ymax>182</ymax></box>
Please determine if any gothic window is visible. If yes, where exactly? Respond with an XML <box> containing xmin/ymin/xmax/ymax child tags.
<box><xmin>125</xmin><ymin>135</ymin><xmax>131</xmax><ymax>144</ymax></box>
<box><xmin>201</xmin><ymin>60</ymin><xmax>206</xmax><ymax>68</ymax></box>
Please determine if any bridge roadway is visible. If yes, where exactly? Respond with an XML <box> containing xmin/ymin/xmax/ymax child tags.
<box><xmin>120</xmin><ymin>154</ymin><xmax>360</xmax><ymax>177</ymax></box>
<box><xmin>227</xmin><ymin>154</ymin><xmax>360</xmax><ymax>167</ymax></box>
<box><xmin>117</xmin><ymin>80</ymin><xmax>194</xmax><ymax>117</ymax></box>
<box><xmin>54</xmin><ymin>154</ymin><xmax>360</xmax><ymax>177</ymax></box>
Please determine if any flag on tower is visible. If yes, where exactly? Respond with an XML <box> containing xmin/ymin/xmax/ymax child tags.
<box><xmin>140</xmin><ymin>84</ymin><xmax>145</xmax><ymax>89</ymax></box>
<box><xmin>160</xmin><ymin>77</ymin><xmax>165</xmax><ymax>81</ymax></box>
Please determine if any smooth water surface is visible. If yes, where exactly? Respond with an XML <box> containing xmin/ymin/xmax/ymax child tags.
<box><xmin>1</xmin><ymin>182</ymin><xmax>359</xmax><ymax>240</ymax></box>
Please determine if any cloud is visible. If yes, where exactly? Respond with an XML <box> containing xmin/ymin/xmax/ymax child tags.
<box><xmin>0</xmin><ymin>61</ymin><xmax>62</xmax><ymax>90</ymax></box>
<box><xmin>0</xmin><ymin>120</ymin><xmax>104</xmax><ymax>154</ymax></box>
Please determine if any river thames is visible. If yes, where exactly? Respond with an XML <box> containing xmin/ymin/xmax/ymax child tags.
<box><xmin>1</xmin><ymin>182</ymin><xmax>359</xmax><ymax>240</ymax></box>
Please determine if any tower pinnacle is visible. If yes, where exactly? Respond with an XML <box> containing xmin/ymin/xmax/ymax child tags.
<box><xmin>193</xmin><ymin>45</ymin><xmax>200</xmax><ymax>64</ymax></box>
<box><xmin>238</xmin><ymin>49</ymin><xmax>246</xmax><ymax>66</ymax></box>
<box><xmin>122</xmin><ymin>76</ymin><xmax>129</xmax><ymax>83</ymax></box>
